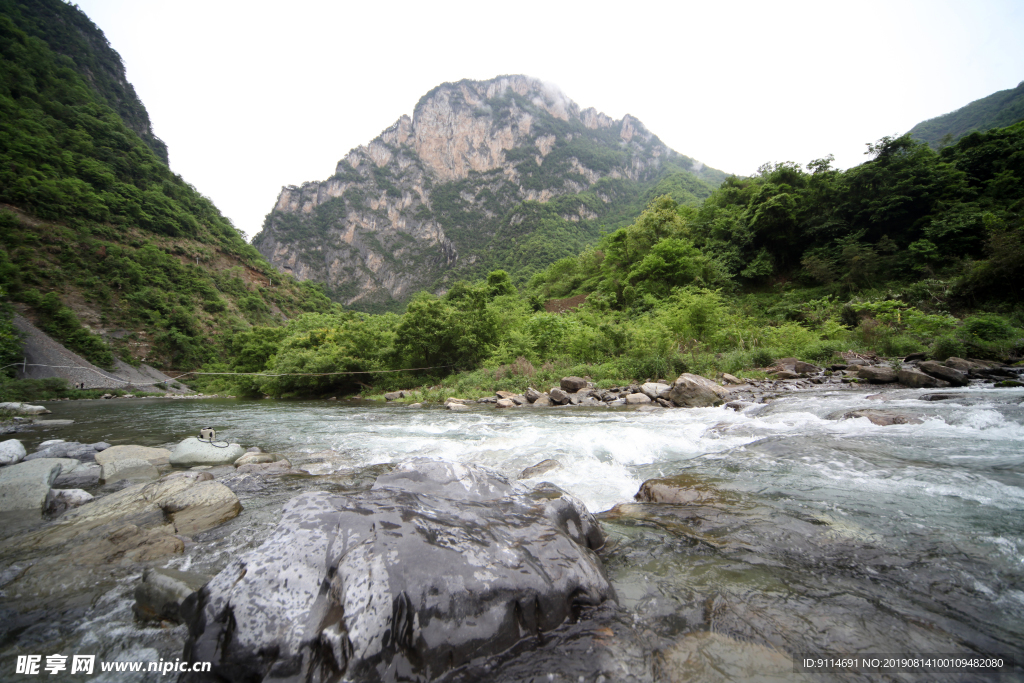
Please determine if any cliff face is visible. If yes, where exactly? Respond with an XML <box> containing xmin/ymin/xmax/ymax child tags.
<box><xmin>254</xmin><ymin>75</ymin><xmax>726</xmax><ymax>311</ymax></box>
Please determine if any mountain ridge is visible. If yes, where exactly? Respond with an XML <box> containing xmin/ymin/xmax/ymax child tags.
<box><xmin>253</xmin><ymin>75</ymin><xmax>728</xmax><ymax>311</ymax></box>
<box><xmin>909</xmin><ymin>80</ymin><xmax>1024</xmax><ymax>148</ymax></box>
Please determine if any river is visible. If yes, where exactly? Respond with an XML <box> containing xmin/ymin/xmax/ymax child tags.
<box><xmin>2</xmin><ymin>386</ymin><xmax>1022</xmax><ymax>681</ymax></box>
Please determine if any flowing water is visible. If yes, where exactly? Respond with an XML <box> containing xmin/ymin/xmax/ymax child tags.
<box><xmin>1</xmin><ymin>387</ymin><xmax>1023</xmax><ymax>681</ymax></box>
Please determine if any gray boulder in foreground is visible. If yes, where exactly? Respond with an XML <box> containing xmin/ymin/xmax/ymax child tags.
<box><xmin>0</xmin><ymin>402</ymin><xmax>50</xmax><ymax>415</ymax></box>
<box><xmin>181</xmin><ymin>459</ymin><xmax>612</xmax><ymax>682</ymax></box>
<box><xmin>0</xmin><ymin>458</ymin><xmax>79</xmax><ymax>511</ymax></box>
<box><xmin>170</xmin><ymin>437</ymin><xmax>246</xmax><ymax>467</ymax></box>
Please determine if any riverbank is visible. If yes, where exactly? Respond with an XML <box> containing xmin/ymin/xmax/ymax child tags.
<box><xmin>0</xmin><ymin>382</ymin><xmax>1021</xmax><ymax>681</ymax></box>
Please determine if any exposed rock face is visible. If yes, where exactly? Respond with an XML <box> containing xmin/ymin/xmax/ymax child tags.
<box><xmin>666</xmin><ymin>373</ymin><xmax>730</xmax><ymax>408</ymax></box>
<box><xmin>181</xmin><ymin>460</ymin><xmax>612</xmax><ymax>682</ymax></box>
<box><xmin>919</xmin><ymin>360</ymin><xmax>969</xmax><ymax>387</ymax></box>
<box><xmin>254</xmin><ymin>75</ymin><xmax>725</xmax><ymax>310</ymax></box>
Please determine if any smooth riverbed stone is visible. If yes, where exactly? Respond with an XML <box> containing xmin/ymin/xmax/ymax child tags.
<box><xmin>101</xmin><ymin>457</ymin><xmax>160</xmax><ymax>485</ymax></box>
<box><xmin>169</xmin><ymin>437</ymin><xmax>246</xmax><ymax>467</ymax></box>
<box><xmin>0</xmin><ymin>458</ymin><xmax>79</xmax><ymax>511</ymax></box>
<box><xmin>0</xmin><ymin>438</ymin><xmax>27</xmax><ymax>465</ymax></box>
<box><xmin>96</xmin><ymin>445</ymin><xmax>172</xmax><ymax>467</ymax></box>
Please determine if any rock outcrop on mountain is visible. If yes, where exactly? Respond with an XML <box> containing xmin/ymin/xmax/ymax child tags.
<box><xmin>254</xmin><ymin>75</ymin><xmax>727</xmax><ymax>311</ymax></box>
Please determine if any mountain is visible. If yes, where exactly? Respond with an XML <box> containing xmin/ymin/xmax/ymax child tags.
<box><xmin>0</xmin><ymin>0</ymin><xmax>330</xmax><ymax>373</ymax></box>
<box><xmin>253</xmin><ymin>76</ymin><xmax>728</xmax><ymax>312</ymax></box>
<box><xmin>909</xmin><ymin>80</ymin><xmax>1024</xmax><ymax>148</ymax></box>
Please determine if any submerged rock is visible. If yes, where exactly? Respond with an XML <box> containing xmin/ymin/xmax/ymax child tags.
<box><xmin>635</xmin><ymin>473</ymin><xmax>734</xmax><ymax>506</ymax></box>
<box><xmin>181</xmin><ymin>460</ymin><xmax>612</xmax><ymax>683</ymax></box>
<box><xmin>134</xmin><ymin>567</ymin><xmax>211</xmax><ymax>623</ymax></box>
<box><xmin>840</xmin><ymin>409</ymin><xmax>923</xmax><ymax>426</ymax></box>
<box><xmin>518</xmin><ymin>458</ymin><xmax>561</xmax><ymax>480</ymax></box>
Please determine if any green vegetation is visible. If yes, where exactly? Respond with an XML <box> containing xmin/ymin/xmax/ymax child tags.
<box><xmin>193</xmin><ymin>123</ymin><xmax>1024</xmax><ymax>400</ymax></box>
<box><xmin>910</xmin><ymin>80</ymin><xmax>1024</xmax><ymax>149</ymax></box>
<box><xmin>0</xmin><ymin>377</ymin><xmax>162</xmax><ymax>402</ymax></box>
<box><xmin>0</xmin><ymin>4</ymin><xmax>333</xmax><ymax>376</ymax></box>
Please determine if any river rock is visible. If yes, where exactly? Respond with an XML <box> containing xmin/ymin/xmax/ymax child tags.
<box><xmin>169</xmin><ymin>437</ymin><xmax>246</xmax><ymax>467</ymax></box>
<box><xmin>518</xmin><ymin>458</ymin><xmax>561</xmax><ymax>480</ymax></box>
<box><xmin>495</xmin><ymin>390</ymin><xmax>515</xmax><ymax>399</ymax></box>
<box><xmin>0</xmin><ymin>458</ymin><xmax>79</xmax><ymax>511</ymax></box>
<box><xmin>793</xmin><ymin>361</ymin><xmax>820</xmax><ymax>374</ymax></box>
<box><xmin>384</xmin><ymin>391</ymin><xmax>405</xmax><ymax>401</ymax></box>
<box><xmin>640</xmin><ymin>382</ymin><xmax>671</xmax><ymax>399</ymax></box>
<box><xmin>560</xmin><ymin>376</ymin><xmax>588</xmax><ymax>392</ymax></box>
<box><xmin>919</xmin><ymin>360</ymin><xmax>969</xmax><ymax>387</ymax></box>
<box><xmin>549</xmin><ymin>387</ymin><xmax>570</xmax><ymax>404</ymax></box>
<box><xmin>17</xmin><ymin>473</ymin><xmax>241</xmax><ymax>551</ymax></box>
<box><xmin>180</xmin><ymin>460</ymin><xmax>612</xmax><ymax>682</ymax></box>
<box><xmin>24</xmin><ymin>441</ymin><xmax>100</xmax><ymax>463</ymax></box>
<box><xmin>524</xmin><ymin>387</ymin><xmax>541</xmax><ymax>403</ymax></box>
<box><xmin>447</xmin><ymin>402</ymin><xmax>469</xmax><ymax>411</ymax></box>
<box><xmin>665</xmin><ymin>373</ymin><xmax>730</xmax><ymax>408</ymax></box>
<box><xmin>721</xmin><ymin>373</ymin><xmax>745</xmax><ymax>385</ymax></box>
<box><xmin>635</xmin><ymin>473</ymin><xmax>732</xmax><ymax>506</ymax></box>
<box><xmin>96</xmin><ymin>445</ymin><xmax>172</xmax><ymax>467</ymax></box>
<box><xmin>0</xmin><ymin>438</ymin><xmax>26</xmax><ymax>465</ymax></box>
<box><xmin>856</xmin><ymin>366</ymin><xmax>898</xmax><ymax>383</ymax></box>
<box><xmin>841</xmin><ymin>409</ymin><xmax>923</xmax><ymax>426</ymax></box>
<box><xmin>659</xmin><ymin>631</ymin><xmax>810</xmax><ymax>683</ymax></box>
<box><xmin>234</xmin><ymin>452</ymin><xmax>275</xmax><ymax>466</ymax></box>
<box><xmin>0</xmin><ymin>402</ymin><xmax>50</xmax><ymax>415</ymax></box>
<box><xmin>943</xmin><ymin>356</ymin><xmax>984</xmax><ymax>372</ymax></box>
<box><xmin>772</xmin><ymin>370</ymin><xmax>801</xmax><ymax>379</ymax></box>
<box><xmin>44</xmin><ymin>488</ymin><xmax>93</xmax><ymax>516</ymax></box>
<box><xmin>101</xmin><ymin>458</ymin><xmax>160</xmax><ymax>485</ymax></box>
<box><xmin>898</xmin><ymin>368</ymin><xmax>950</xmax><ymax>389</ymax></box>
<box><xmin>134</xmin><ymin>567</ymin><xmax>212</xmax><ymax>623</ymax></box>
<box><xmin>625</xmin><ymin>392</ymin><xmax>653</xmax><ymax>405</ymax></box>
<box><xmin>495</xmin><ymin>398</ymin><xmax>515</xmax><ymax>408</ymax></box>
<box><xmin>53</xmin><ymin>462</ymin><xmax>101</xmax><ymax>488</ymax></box>
<box><xmin>532</xmin><ymin>393</ymin><xmax>552</xmax><ymax>407</ymax></box>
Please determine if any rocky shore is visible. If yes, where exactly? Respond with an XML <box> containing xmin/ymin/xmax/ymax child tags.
<box><xmin>0</xmin><ymin>356</ymin><xmax>1020</xmax><ymax>681</ymax></box>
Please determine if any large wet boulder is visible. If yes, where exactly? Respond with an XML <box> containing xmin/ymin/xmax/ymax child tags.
<box><xmin>665</xmin><ymin>373</ymin><xmax>730</xmax><ymax>408</ymax></box>
<box><xmin>0</xmin><ymin>438</ymin><xmax>26</xmax><ymax>465</ymax></box>
<box><xmin>101</xmin><ymin>457</ymin><xmax>161</xmax><ymax>485</ymax></box>
<box><xmin>0</xmin><ymin>458</ymin><xmax>79</xmax><ymax>511</ymax></box>
<box><xmin>898</xmin><ymin>368</ymin><xmax>950</xmax><ymax>388</ymax></box>
<box><xmin>181</xmin><ymin>460</ymin><xmax>613</xmax><ymax>683</ymax></box>
<box><xmin>24</xmin><ymin>441</ymin><xmax>110</xmax><ymax>463</ymax></box>
<box><xmin>549</xmin><ymin>387</ymin><xmax>571</xmax><ymax>405</ymax></box>
<box><xmin>53</xmin><ymin>462</ymin><xmax>101</xmax><ymax>488</ymax></box>
<box><xmin>919</xmin><ymin>360</ymin><xmax>969</xmax><ymax>387</ymax></box>
<box><xmin>856</xmin><ymin>366</ymin><xmax>898</xmax><ymax>383</ymax></box>
<box><xmin>169</xmin><ymin>437</ymin><xmax>246</xmax><ymax>467</ymax></box>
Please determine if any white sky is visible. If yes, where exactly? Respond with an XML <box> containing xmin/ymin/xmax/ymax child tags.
<box><xmin>74</xmin><ymin>0</ymin><xmax>1024</xmax><ymax>242</ymax></box>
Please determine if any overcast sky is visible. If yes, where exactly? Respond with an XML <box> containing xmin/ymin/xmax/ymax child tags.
<box><xmin>75</xmin><ymin>0</ymin><xmax>1024</xmax><ymax>242</ymax></box>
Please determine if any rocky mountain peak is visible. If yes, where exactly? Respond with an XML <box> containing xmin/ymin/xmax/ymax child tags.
<box><xmin>254</xmin><ymin>75</ymin><xmax>725</xmax><ymax>311</ymax></box>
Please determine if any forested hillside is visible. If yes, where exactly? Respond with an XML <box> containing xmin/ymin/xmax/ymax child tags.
<box><xmin>193</xmin><ymin>124</ymin><xmax>1023</xmax><ymax>400</ymax></box>
<box><xmin>0</xmin><ymin>0</ymin><xmax>331</xmax><ymax>376</ymax></box>
<box><xmin>910</xmin><ymin>80</ymin><xmax>1024</xmax><ymax>148</ymax></box>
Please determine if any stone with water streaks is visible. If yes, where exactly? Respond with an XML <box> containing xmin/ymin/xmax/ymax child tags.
<box><xmin>181</xmin><ymin>460</ymin><xmax>612</xmax><ymax>683</ymax></box>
